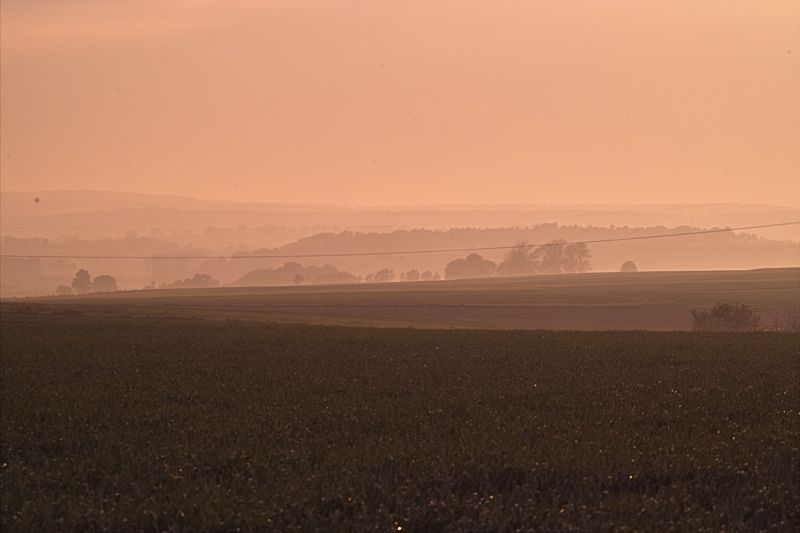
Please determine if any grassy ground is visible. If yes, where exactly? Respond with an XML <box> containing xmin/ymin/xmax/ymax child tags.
<box><xmin>1</xmin><ymin>308</ymin><xmax>798</xmax><ymax>531</ymax></box>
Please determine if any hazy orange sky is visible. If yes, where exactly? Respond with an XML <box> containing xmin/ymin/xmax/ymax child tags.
<box><xmin>1</xmin><ymin>1</ymin><xmax>798</xmax><ymax>206</ymax></box>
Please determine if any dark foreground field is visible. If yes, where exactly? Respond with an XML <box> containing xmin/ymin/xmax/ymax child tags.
<box><xmin>1</xmin><ymin>308</ymin><xmax>798</xmax><ymax>531</ymax></box>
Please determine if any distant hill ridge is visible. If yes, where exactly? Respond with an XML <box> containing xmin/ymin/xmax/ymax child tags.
<box><xmin>3</xmin><ymin>189</ymin><xmax>798</xmax><ymax>254</ymax></box>
<box><xmin>3</xmin><ymin>189</ymin><xmax>798</xmax><ymax>214</ymax></box>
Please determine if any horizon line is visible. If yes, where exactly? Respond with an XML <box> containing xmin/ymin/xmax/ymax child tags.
<box><xmin>2</xmin><ymin>189</ymin><xmax>799</xmax><ymax>210</ymax></box>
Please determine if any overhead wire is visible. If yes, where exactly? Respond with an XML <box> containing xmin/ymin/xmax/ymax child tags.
<box><xmin>1</xmin><ymin>221</ymin><xmax>797</xmax><ymax>261</ymax></box>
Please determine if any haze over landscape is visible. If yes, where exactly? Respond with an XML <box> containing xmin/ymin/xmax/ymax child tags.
<box><xmin>1</xmin><ymin>2</ymin><xmax>799</xmax><ymax>531</ymax></box>
<box><xmin>2</xmin><ymin>1</ymin><xmax>798</xmax><ymax>206</ymax></box>
<box><xmin>2</xmin><ymin>1</ymin><xmax>798</xmax><ymax>298</ymax></box>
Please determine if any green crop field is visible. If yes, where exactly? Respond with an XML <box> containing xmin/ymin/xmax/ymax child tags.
<box><xmin>1</xmin><ymin>307</ymin><xmax>798</xmax><ymax>531</ymax></box>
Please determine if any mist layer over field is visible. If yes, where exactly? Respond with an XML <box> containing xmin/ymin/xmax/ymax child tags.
<box><xmin>2</xmin><ymin>191</ymin><xmax>798</xmax><ymax>297</ymax></box>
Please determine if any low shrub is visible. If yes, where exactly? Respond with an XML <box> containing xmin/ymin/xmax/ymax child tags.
<box><xmin>691</xmin><ymin>302</ymin><xmax>761</xmax><ymax>332</ymax></box>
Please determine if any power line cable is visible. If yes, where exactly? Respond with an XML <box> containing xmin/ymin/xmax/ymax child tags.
<box><xmin>2</xmin><ymin>221</ymin><xmax>797</xmax><ymax>261</ymax></box>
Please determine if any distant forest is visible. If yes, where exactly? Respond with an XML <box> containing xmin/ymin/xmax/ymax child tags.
<box><xmin>2</xmin><ymin>223</ymin><xmax>798</xmax><ymax>297</ymax></box>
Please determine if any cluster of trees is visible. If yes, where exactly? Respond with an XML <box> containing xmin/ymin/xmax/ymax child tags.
<box><xmin>363</xmin><ymin>269</ymin><xmax>441</xmax><ymax>283</ymax></box>
<box><xmin>364</xmin><ymin>269</ymin><xmax>394</xmax><ymax>283</ymax></box>
<box><xmin>363</xmin><ymin>269</ymin><xmax>440</xmax><ymax>283</ymax></box>
<box><xmin>498</xmin><ymin>240</ymin><xmax>592</xmax><ymax>276</ymax></box>
<box><xmin>399</xmin><ymin>269</ymin><xmax>440</xmax><ymax>282</ymax></box>
<box><xmin>150</xmin><ymin>274</ymin><xmax>220</xmax><ymax>289</ymax></box>
<box><xmin>443</xmin><ymin>241</ymin><xmax>592</xmax><ymax>280</ymax></box>
<box><xmin>56</xmin><ymin>269</ymin><xmax>119</xmax><ymax>295</ymax></box>
<box><xmin>444</xmin><ymin>254</ymin><xmax>497</xmax><ymax>280</ymax></box>
<box><xmin>232</xmin><ymin>262</ymin><xmax>359</xmax><ymax>287</ymax></box>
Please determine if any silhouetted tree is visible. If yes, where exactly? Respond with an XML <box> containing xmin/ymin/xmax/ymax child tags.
<box><xmin>562</xmin><ymin>243</ymin><xmax>592</xmax><ymax>273</ymax></box>
<box><xmin>620</xmin><ymin>260</ymin><xmax>638</xmax><ymax>272</ymax></box>
<box><xmin>372</xmin><ymin>268</ymin><xmax>394</xmax><ymax>282</ymax></box>
<box><xmin>420</xmin><ymin>271</ymin><xmax>438</xmax><ymax>281</ymax></box>
<box><xmin>92</xmin><ymin>274</ymin><xmax>118</xmax><ymax>293</ymax></box>
<box><xmin>401</xmin><ymin>269</ymin><xmax>421</xmax><ymax>282</ymax></box>
<box><xmin>528</xmin><ymin>240</ymin><xmax>592</xmax><ymax>274</ymax></box>
<box><xmin>444</xmin><ymin>253</ymin><xmax>497</xmax><ymax>279</ymax></box>
<box><xmin>55</xmin><ymin>284</ymin><xmax>73</xmax><ymax>296</ymax></box>
<box><xmin>531</xmin><ymin>240</ymin><xmax>566</xmax><ymax>274</ymax></box>
<box><xmin>293</xmin><ymin>274</ymin><xmax>304</xmax><ymax>285</ymax></box>
<box><xmin>191</xmin><ymin>274</ymin><xmax>219</xmax><ymax>288</ymax></box>
<box><xmin>497</xmin><ymin>242</ymin><xmax>536</xmax><ymax>276</ymax></box>
<box><xmin>71</xmin><ymin>269</ymin><xmax>92</xmax><ymax>294</ymax></box>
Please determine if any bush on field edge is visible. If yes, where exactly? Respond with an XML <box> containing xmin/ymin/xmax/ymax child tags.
<box><xmin>691</xmin><ymin>302</ymin><xmax>761</xmax><ymax>332</ymax></box>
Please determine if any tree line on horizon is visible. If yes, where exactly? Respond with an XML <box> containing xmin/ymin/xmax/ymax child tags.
<box><xmin>55</xmin><ymin>269</ymin><xmax>118</xmax><ymax>296</ymax></box>
<box><xmin>5</xmin><ymin>220</ymin><xmax>793</xmax><ymax>298</ymax></box>
<box><xmin>52</xmin><ymin>240</ymin><xmax>597</xmax><ymax>295</ymax></box>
